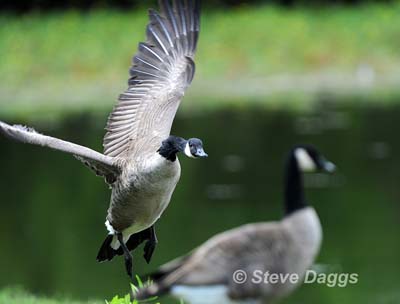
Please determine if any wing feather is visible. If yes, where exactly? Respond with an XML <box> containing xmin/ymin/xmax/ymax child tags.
<box><xmin>103</xmin><ymin>0</ymin><xmax>200</xmax><ymax>158</ymax></box>
<box><xmin>0</xmin><ymin>121</ymin><xmax>120</xmax><ymax>181</ymax></box>
<box><xmin>134</xmin><ymin>56</ymin><xmax>162</xmax><ymax>71</ymax></box>
<box><xmin>149</xmin><ymin>10</ymin><xmax>175</xmax><ymax>50</ymax></box>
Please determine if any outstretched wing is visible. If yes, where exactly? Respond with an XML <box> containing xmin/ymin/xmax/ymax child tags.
<box><xmin>0</xmin><ymin>121</ymin><xmax>120</xmax><ymax>180</ymax></box>
<box><xmin>103</xmin><ymin>0</ymin><xmax>200</xmax><ymax>158</ymax></box>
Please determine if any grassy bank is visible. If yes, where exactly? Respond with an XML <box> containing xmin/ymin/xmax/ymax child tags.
<box><xmin>0</xmin><ymin>288</ymin><xmax>147</xmax><ymax>304</ymax></box>
<box><xmin>0</xmin><ymin>288</ymin><xmax>100</xmax><ymax>304</ymax></box>
<box><xmin>1</xmin><ymin>3</ymin><xmax>400</xmax><ymax>118</ymax></box>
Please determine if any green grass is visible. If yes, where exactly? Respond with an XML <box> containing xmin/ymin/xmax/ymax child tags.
<box><xmin>1</xmin><ymin>3</ymin><xmax>400</xmax><ymax>118</ymax></box>
<box><xmin>0</xmin><ymin>288</ymin><xmax>100</xmax><ymax>304</ymax></box>
<box><xmin>0</xmin><ymin>277</ymin><xmax>159</xmax><ymax>304</ymax></box>
<box><xmin>0</xmin><ymin>288</ymin><xmax>138</xmax><ymax>304</ymax></box>
<box><xmin>0</xmin><ymin>287</ymin><xmax>159</xmax><ymax>304</ymax></box>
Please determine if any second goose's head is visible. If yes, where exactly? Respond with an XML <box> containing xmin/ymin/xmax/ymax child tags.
<box><xmin>293</xmin><ymin>145</ymin><xmax>336</xmax><ymax>174</ymax></box>
<box><xmin>285</xmin><ymin>145</ymin><xmax>335</xmax><ymax>215</ymax></box>
<box><xmin>158</xmin><ymin>136</ymin><xmax>208</xmax><ymax>161</ymax></box>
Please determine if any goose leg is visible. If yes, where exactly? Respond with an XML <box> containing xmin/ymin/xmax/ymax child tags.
<box><xmin>117</xmin><ymin>233</ymin><xmax>134</xmax><ymax>281</ymax></box>
<box><xmin>143</xmin><ymin>225</ymin><xmax>158</xmax><ymax>264</ymax></box>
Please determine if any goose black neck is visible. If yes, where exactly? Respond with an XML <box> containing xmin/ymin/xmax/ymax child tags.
<box><xmin>284</xmin><ymin>153</ymin><xmax>307</xmax><ymax>215</ymax></box>
<box><xmin>157</xmin><ymin>136</ymin><xmax>186</xmax><ymax>162</ymax></box>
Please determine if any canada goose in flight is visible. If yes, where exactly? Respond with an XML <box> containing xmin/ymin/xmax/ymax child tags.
<box><xmin>0</xmin><ymin>0</ymin><xmax>205</xmax><ymax>280</ymax></box>
<box><xmin>135</xmin><ymin>145</ymin><xmax>335</xmax><ymax>303</ymax></box>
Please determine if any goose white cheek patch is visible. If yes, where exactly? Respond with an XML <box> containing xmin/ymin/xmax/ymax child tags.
<box><xmin>295</xmin><ymin>148</ymin><xmax>316</xmax><ymax>172</ymax></box>
<box><xmin>184</xmin><ymin>142</ymin><xmax>196</xmax><ymax>158</ymax></box>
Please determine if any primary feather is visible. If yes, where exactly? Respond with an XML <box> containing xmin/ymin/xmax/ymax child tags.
<box><xmin>103</xmin><ymin>0</ymin><xmax>200</xmax><ymax>158</ymax></box>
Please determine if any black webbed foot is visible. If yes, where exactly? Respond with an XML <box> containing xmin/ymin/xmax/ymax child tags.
<box><xmin>117</xmin><ymin>233</ymin><xmax>134</xmax><ymax>281</ymax></box>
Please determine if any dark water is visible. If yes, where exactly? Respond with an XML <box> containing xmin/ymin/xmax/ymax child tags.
<box><xmin>0</xmin><ymin>104</ymin><xmax>399</xmax><ymax>303</ymax></box>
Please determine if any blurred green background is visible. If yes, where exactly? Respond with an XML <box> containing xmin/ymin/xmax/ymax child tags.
<box><xmin>0</xmin><ymin>1</ymin><xmax>399</xmax><ymax>303</ymax></box>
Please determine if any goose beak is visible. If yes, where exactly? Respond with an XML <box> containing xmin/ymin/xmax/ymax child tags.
<box><xmin>194</xmin><ymin>148</ymin><xmax>208</xmax><ymax>158</ymax></box>
<box><xmin>322</xmin><ymin>161</ymin><xmax>336</xmax><ymax>173</ymax></box>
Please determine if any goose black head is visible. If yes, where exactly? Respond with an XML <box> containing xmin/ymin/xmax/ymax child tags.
<box><xmin>284</xmin><ymin>145</ymin><xmax>335</xmax><ymax>215</ymax></box>
<box><xmin>158</xmin><ymin>136</ymin><xmax>208</xmax><ymax>161</ymax></box>
<box><xmin>293</xmin><ymin>145</ymin><xmax>336</xmax><ymax>173</ymax></box>
<box><xmin>184</xmin><ymin>138</ymin><xmax>208</xmax><ymax>159</ymax></box>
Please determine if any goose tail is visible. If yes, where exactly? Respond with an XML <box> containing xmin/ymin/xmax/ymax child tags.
<box><xmin>96</xmin><ymin>230</ymin><xmax>151</xmax><ymax>262</ymax></box>
<box><xmin>134</xmin><ymin>255</ymin><xmax>191</xmax><ymax>300</ymax></box>
<box><xmin>96</xmin><ymin>234</ymin><xmax>117</xmax><ymax>262</ymax></box>
<box><xmin>134</xmin><ymin>273</ymin><xmax>172</xmax><ymax>300</ymax></box>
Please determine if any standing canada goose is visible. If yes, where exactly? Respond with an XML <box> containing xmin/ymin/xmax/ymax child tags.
<box><xmin>135</xmin><ymin>145</ymin><xmax>335</xmax><ymax>303</ymax></box>
<box><xmin>0</xmin><ymin>0</ymin><xmax>205</xmax><ymax>280</ymax></box>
